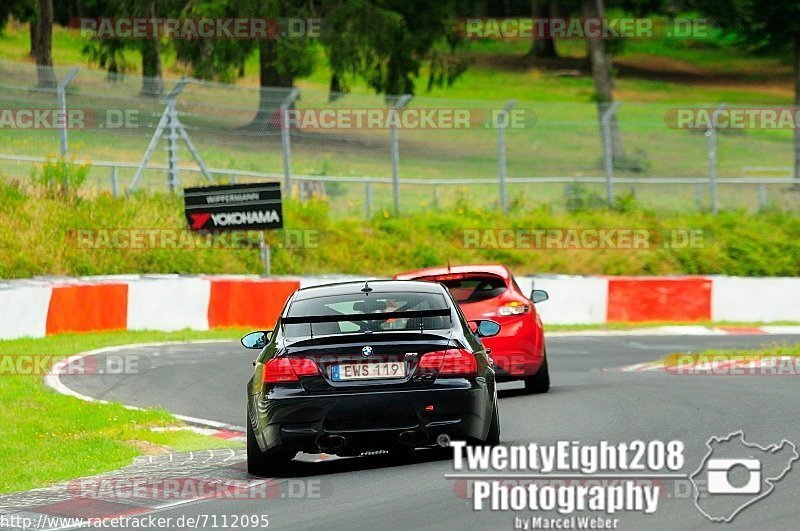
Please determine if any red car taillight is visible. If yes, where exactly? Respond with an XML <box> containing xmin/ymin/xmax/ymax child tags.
<box><xmin>418</xmin><ymin>349</ymin><xmax>478</xmax><ymax>376</ymax></box>
<box><xmin>262</xmin><ymin>357</ymin><xmax>319</xmax><ymax>383</ymax></box>
<box><xmin>497</xmin><ymin>302</ymin><xmax>530</xmax><ymax>316</ymax></box>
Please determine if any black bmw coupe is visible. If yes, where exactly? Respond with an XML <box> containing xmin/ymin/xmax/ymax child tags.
<box><xmin>242</xmin><ymin>280</ymin><xmax>501</xmax><ymax>475</ymax></box>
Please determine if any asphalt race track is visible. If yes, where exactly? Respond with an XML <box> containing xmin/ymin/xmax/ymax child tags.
<box><xmin>57</xmin><ymin>334</ymin><xmax>800</xmax><ymax>530</ymax></box>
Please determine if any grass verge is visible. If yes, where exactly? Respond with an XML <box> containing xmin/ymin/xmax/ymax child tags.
<box><xmin>2</xmin><ymin>183</ymin><xmax>800</xmax><ymax>278</ymax></box>
<box><xmin>0</xmin><ymin>329</ymin><xmax>247</xmax><ymax>494</ymax></box>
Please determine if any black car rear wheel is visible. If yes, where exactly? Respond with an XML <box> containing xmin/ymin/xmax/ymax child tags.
<box><xmin>524</xmin><ymin>350</ymin><xmax>550</xmax><ymax>394</ymax></box>
<box><xmin>247</xmin><ymin>419</ymin><xmax>293</xmax><ymax>476</ymax></box>
<box><xmin>484</xmin><ymin>402</ymin><xmax>500</xmax><ymax>445</ymax></box>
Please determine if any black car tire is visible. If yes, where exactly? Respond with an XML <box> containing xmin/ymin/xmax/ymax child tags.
<box><xmin>247</xmin><ymin>418</ymin><xmax>293</xmax><ymax>476</ymax></box>
<box><xmin>524</xmin><ymin>350</ymin><xmax>550</xmax><ymax>394</ymax></box>
<box><xmin>484</xmin><ymin>402</ymin><xmax>500</xmax><ymax>445</ymax></box>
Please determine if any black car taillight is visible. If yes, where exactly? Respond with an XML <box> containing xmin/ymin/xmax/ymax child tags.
<box><xmin>418</xmin><ymin>349</ymin><xmax>477</xmax><ymax>376</ymax></box>
<box><xmin>262</xmin><ymin>357</ymin><xmax>319</xmax><ymax>383</ymax></box>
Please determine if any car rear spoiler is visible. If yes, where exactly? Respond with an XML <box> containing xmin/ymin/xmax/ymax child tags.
<box><xmin>281</xmin><ymin>308</ymin><xmax>452</xmax><ymax>337</ymax></box>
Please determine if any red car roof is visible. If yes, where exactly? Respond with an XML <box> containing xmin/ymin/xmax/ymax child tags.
<box><xmin>394</xmin><ymin>264</ymin><xmax>512</xmax><ymax>281</ymax></box>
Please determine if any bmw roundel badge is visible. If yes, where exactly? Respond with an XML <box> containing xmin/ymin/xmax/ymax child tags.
<box><xmin>362</xmin><ymin>346</ymin><xmax>373</xmax><ymax>357</ymax></box>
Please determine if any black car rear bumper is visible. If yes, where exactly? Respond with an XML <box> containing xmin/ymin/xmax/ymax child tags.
<box><xmin>249</xmin><ymin>379</ymin><xmax>494</xmax><ymax>454</ymax></box>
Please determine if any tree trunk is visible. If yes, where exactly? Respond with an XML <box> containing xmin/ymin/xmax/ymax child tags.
<box><xmin>29</xmin><ymin>18</ymin><xmax>38</xmax><ymax>58</ymax></box>
<box><xmin>35</xmin><ymin>0</ymin><xmax>54</xmax><ymax>88</ymax></box>
<box><xmin>328</xmin><ymin>74</ymin><xmax>343</xmax><ymax>102</ymax></box>
<box><xmin>582</xmin><ymin>0</ymin><xmax>624</xmax><ymax>160</ymax></box>
<box><xmin>139</xmin><ymin>0</ymin><xmax>163</xmax><ymax>98</ymax></box>
<box><xmin>253</xmin><ymin>39</ymin><xmax>294</xmax><ymax>129</ymax></box>
<box><xmin>794</xmin><ymin>32</ymin><xmax>800</xmax><ymax>186</ymax></box>
<box><xmin>529</xmin><ymin>1</ymin><xmax>558</xmax><ymax>59</ymax></box>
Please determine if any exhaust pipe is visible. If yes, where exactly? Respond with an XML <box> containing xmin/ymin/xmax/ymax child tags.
<box><xmin>398</xmin><ymin>430</ymin><xmax>416</xmax><ymax>445</ymax></box>
<box><xmin>328</xmin><ymin>435</ymin><xmax>346</xmax><ymax>450</ymax></box>
<box><xmin>399</xmin><ymin>430</ymin><xmax>428</xmax><ymax>446</ymax></box>
<box><xmin>317</xmin><ymin>434</ymin><xmax>346</xmax><ymax>452</ymax></box>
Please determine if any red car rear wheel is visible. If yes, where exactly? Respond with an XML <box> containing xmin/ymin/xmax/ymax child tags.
<box><xmin>524</xmin><ymin>349</ymin><xmax>550</xmax><ymax>394</ymax></box>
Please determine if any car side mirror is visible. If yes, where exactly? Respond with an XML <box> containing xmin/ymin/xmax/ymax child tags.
<box><xmin>241</xmin><ymin>331</ymin><xmax>271</xmax><ymax>349</ymax></box>
<box><xmin>531</xmin><ymin>289</ymin><xmax>549</xmax><ymax>304</ymax></box>
<box><xmin>469</xmin><ymin>320</ymin><xmax>501</xmax><ymax>338</ymax></box>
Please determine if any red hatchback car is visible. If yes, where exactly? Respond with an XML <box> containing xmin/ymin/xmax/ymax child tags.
<box><xmin>395</xmin><ymin>264</ymin><xmax>550</xmax><ymax>393</ymax></box>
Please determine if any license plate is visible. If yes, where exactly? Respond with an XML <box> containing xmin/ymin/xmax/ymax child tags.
<box><xmin>332</xmin><ymin>362</ymin><xmax>406</xmax><ymax>381</ymax></box>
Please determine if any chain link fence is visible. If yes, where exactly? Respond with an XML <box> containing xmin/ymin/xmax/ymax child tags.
<box><xmin>1</xmin><ymin>59</ymin><xmax>799</xmax><ymax>215</ymax></box>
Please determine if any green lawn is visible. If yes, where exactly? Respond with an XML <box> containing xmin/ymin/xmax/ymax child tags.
<box><xmin>0</xmin><ymin>21</ymin><xmax>796</xmax><ymax>200</ymax></box>
<box><xmin>2</xmin><ymin>20</ymin><xmax>788</xmax><ymax>104</ymax></box>
<box><xmin>2</xmin><ymin>182</ymin><xmax>800</xmax><ymax>278</ymax></box>
<box><xmin>0</xmin><ymin>329</ymin><xmax>246</xmax><ymax>494</ymax></box>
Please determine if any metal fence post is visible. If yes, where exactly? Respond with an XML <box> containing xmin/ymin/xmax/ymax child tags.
<box><xmin>57</xmin><ymin>67</ymin><xmax>80</xmax><ymax>159</ymax></box>
<box><xmin>600</xmin><ymin>102</ymin><xmax>621</xmax><ymax>206</ymax></box>
<box><xmin>390</xmin><ymin>95</ymin><xmax>412</xmax><ymax>215</ymax></box>
<box><xmin>759</xmin><ymin>183</ymin><xmax>767</xmax><ymax>211</ymax></box>
<box><xmin>696</xmin><ymin>183</ymin><xmax>703</xmax><ymax>210</ymax></box>
<box><xmin>166</xmin><ymin>97</ymin><xmax>179</xmax><ymax>193</ymax></box>
<box><xmin>110</xmin><ymin>166</ymin><xmax>119</xmax><ymax>197</ymax></box>
<box><xmin>130</xmin><ymin>77</ymin><xmax>190</xmax><ymax>193</ymax></box>
<box><xmin>365</xmin><ymin>181</ymin><xmax>372</xmax><ymax>219</ymax></box>
<box><xmin>281</xmin><ymin>88</ymin><xmax>301</xmax><ymax>196</ymax></box>
<box><xmin>497</xmin><ymin>99</ymin><xmax>516</xmax><ymax>214</ymax></box>
<box><xmin>707</xmin><ymin>103</ymin><xmax>727</xmax><ymax>215</ymax></box>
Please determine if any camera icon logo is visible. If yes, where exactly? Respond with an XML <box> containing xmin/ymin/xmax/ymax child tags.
<box><xmin>706</xmin><ymin>458</ymin><xmax>761</xmax><ymax>495</ymax></box>
<box><xmin>690</xmin><ymin>431</ymin><xmax>798</xmax><ymax>523</ymax></box>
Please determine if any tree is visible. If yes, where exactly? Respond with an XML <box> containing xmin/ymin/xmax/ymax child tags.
<box><xmin>529</xmin><ymin>0</ymin><xmax>558</xmax><ymax>59</ymax></box>
<box><xmin>34</xmin><ymin>0</ymin><xmax>55</xmax><ymax>88</ymax></box>
<box><xmin>138</xmin><ymin>0</ymin><xmax>164</xmax><ymax>97</ymax></box>
<box><xmin>318</xmin><ymin>0</ymin><xmax>468</xmax><ymax>99</ymax></box>
<box><xmin>0</xmin><ymin>0</ymin><xmax>37</xmax><ymax>56</ymax></box>
<box><xmin>583</xmin><ymin>0</ymin><xmax>624</xmax><ymax>160</ymax></box>
<box><xmin>80</xmin><ymin>0</ymin><xmax>175</xmax><ymax>97</ymax></box>
<box><xmin>0</xmin><ymin>3</ymin><xmax>13</xmax><ymax>34</ymax></box>
<box><xmin>694</xmin><ymin>0</ymin><xmax>800</xmax><ymax>184</ymax></box>
<box><xmin>173</xmin><ymin>0</ymin><xmax>316</xmax><ymax>127</ymax></box>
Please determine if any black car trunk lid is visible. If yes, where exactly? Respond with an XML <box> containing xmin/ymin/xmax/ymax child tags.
<box><xmin>283</xmin><ymin>331</ymin><xmax>454</xmax><ymax>392</ymax></box>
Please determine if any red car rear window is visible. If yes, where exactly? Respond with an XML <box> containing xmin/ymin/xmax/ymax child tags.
<box><xmin>432</xmin><ymin>275</ymin><xmax>507</xmax><ymax>304</ymax></box>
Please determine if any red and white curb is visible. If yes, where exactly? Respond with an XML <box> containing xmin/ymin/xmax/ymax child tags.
<box><xmin>550</xmin><ymin>325</ymin><xmax>800</xmax><ymax>337</ymax></box>
<box><xmin>4</xmin><ymin>274</ymin><xmax>800</xmax><ymax>340</ymax></box>
<box><xmin>151</xmin><ymin>426</ymin><xmax>246</xmax><ymax>443</ymax></box>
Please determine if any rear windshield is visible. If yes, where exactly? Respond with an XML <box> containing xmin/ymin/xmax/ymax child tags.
<box><xmin>284</xmin><ymin>291</ymin><xmax>450</xmax><ymax>337</ymax></box>
<box><xmin>435</xmin><ymin>275</ymin><xmax>507</xmax><ymax>304</ymax></box>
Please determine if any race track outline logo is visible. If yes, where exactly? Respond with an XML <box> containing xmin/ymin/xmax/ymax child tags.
<box><xmin>690</xmin><ymin>431</ymin><xmax>799</xmax><ymax>522</ymax></box>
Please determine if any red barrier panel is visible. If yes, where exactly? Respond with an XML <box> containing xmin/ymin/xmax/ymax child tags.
<box><xmin>607</xmin><ymin>277</ymin><xmax>712</xmax><ymax>322</ymax></box>
<box><xmin>46</xmin><ymin>284</ymin><xmax>129</xmax><ymax>334</ymax></box>
<box><xmin>208</xmin><ymin>279</ymin><xmax>300</xmax><ymax>329</ymax></box>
